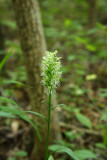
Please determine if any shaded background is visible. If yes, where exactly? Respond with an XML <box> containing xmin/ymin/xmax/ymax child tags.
<box><xmin>0</xmin><ymin>0</ymin><xmax>107</xmax><ymax>159</ymax></box>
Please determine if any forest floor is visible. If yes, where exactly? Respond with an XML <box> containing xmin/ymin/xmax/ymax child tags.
<box><xmin>0</xmin><ymin>62</ymin><xmax>107</xmax><ymax>160</ymax></box>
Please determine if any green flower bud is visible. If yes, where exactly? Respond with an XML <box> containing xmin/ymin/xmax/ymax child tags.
<box><xmin>42</xmin><ymin>51</ymin><xmax>62</xmax><ymax>92</ymax></box>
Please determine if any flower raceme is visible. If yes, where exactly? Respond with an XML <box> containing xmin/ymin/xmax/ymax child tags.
<box><xmin>42</xmin><ymin>51</ymin><xmax>62</xmax><ymax>92</ymax></box>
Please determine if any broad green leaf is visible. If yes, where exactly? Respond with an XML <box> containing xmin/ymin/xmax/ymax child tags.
<box><xmin>49</xmin><ymin>145</ymin><xmax>65</xmax><ymax>151</ymax></box>
<box><xmin>86</xmin><ymin>74</ymin><xmax>97</xmax><ymax>81</ymax></box>
<box><xmin>51</xmin><ymin>104</ymin><xmax>66</xmax><ymax>110</ymax></box>
<box><xmin>75</xmin><ymin>113</ymin><xmax>92</xmax><ymax>129</ymax></box>
<box><xmin>101</xmin><ymin>109</ymin><xmax>107</xmax><ymax>121</ymax></box>
<box><xmin>0</xmin><ymin>50</ymin><xmax>12</xmax><ymax>73</ymax></box>
<box><xmin>2</xmin><ymin>20</ymin><xmax>17</xmax><ymax>30</ymax></box>
<box><xmin>97</xmin><ymin>51</ymin><xmax>107</xmax><ymax>59</ymax></box>
<box><xmin>44</xmin><ymin>27</ymin><xmax>58</xmax><ymax>37</ymax></box>
<box><xmin>67</xmin><ymin>55</ymin><xmax>76</xmax><ymax>61</ymax></box>
<box><xmin>59</xmin><ymin>148</ymin><xmax>79</xmax><ymax>160</ymax></box>
<box><xmin>49</xmin><ymin>145</ymin><xmax>79</xmax><ymax>160</ymax></box>
<box><xmin>15</xmin><ymin>150</ymin><xmax>27</xmax><ymax>157</ymax></box>
<box><xmin>97</xmin><ymin>23</ymin><xmax>105</xmax><ymax>30</ymax></box>
<box><xmin>99</xmin><ymin>92</ymin><xmax>107</xmax><ymax>98</ymax></box>
<box><xmin>64</xmin><ymin>19</ymin><xmax>72</xmax><ymax>27</ymax></box>
<box><xmin>86</xmin><ymin>28</ymin><xmax>98</xmax><ymax>35</ymax></box>
<box><xmin>64</xmin><ymin>131</ymin><xmax>81</xmax><ymax>140</ymax></box>
<box><xmin>95</xmin><ymin>143</ymin><xmax>106</xmax><ymax>150</ymax></box>
<box><xmin>25</xmin><ymin>111</ymin><xmax>48</xmax><ymax>122</ymax></box>
<box><xmin>76</xmin><ymin>37</ymin><xmax>88</xmax><ymax>44</ymax></box>
<box><xmin>86</xmin><ymin>44</ymin><xmax>97</xmax><ymax>52</ymax></box>
<box><xmin>48</xmin><ymin>155</ymin><xmax>54</xmax><ymax>160</ymax></box>
<box><xmin>74</xmin><ymin>149</ymin><xmax>96</xmax><ymax>160</ymax></box>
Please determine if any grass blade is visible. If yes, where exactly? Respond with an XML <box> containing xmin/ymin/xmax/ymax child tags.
<box><xmin>0</xmin><ymin>50</ymin><xmax>12</xmax><ymax>73</ymax></box>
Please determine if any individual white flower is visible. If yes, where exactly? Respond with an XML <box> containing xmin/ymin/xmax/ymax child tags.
<box><xmin>42</xmin><ymin>51</ymin><xmax>62</xmax><ymax>92</ymax></box>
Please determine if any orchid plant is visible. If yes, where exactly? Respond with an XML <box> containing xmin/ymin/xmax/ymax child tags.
<box><xmin>42</xmin><ymin>51</ymin><xmax>62</xmax><ymax>160</ymax></box>
<box><xmin>41</xmin><ymin>51</ymin><xmax>79</xmax><ymax>160</ymax></box>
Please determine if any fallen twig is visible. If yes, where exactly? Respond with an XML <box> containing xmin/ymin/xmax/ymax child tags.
<box><xmin>59</xmin><ymin>122</ymin><xmax>102</xmax><ymax>136</ymax></box>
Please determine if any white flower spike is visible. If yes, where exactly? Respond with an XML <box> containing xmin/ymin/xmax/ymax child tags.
<box><xmin>42</xmin><ymin>51</ymin><xmax>62</xmax><ymax>92</ymax></box>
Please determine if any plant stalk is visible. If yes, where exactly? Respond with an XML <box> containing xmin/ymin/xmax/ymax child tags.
<box><xmin>45</xmin><ymin>89</ymin><xmax>51</xmax><ymax>160</ymax></box>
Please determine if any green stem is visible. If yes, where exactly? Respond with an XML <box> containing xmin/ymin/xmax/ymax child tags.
<box><xmin>45</xmin><ymin>89</ymin><xmax>51</xmax><ymax>160</ymax></box>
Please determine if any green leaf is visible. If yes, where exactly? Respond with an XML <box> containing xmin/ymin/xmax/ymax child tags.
<box><xmin>101</xmin><ymin>109</ymin><xmax>107</xmax><ymax>121</ymax></box>
<box><xmin>18</xmin><ymin>112</ymin><xmax>42</xmax><ymax>142</ymax></box>
<box><xmin>0</xmin><ymin>96</ymin><xmax>19</xmax><ymax>107</ymax></box>
<box><xmin>59</xmin><ymin>148</ymin><xmax>79</xmax><ymax>160</ymax></box>
<box><xmin>0</xmin><ymin>50</ymin><xmax>12</xmax><ymax>73</ymax></box>
<box><xmin>86</xmin><ymin>74</ymin><xmax>97</xmax><ymax>81</ymax></box>
<box><xmin>74</xmin><ymin>149</ymin><xmax>96</xmax><ymax>160</ymax></box>
<box><xmin>49</xmin><ymin>145</ymin><xmax>65</xmax><ymax>151</ymax></box>
<box><xmin>44</xmin><ymin>27</ymin><xmax>58</xmax><ymax>37</ymax></box>
<box><xmin>86</xmin><ymin>28</ymin><xmax>98</xmax><ymax>35</ymax></box>
<box><xmin>8</xmin><ymin>158</ymin><xmax>16</xmax><ymax>160</ymax></box>
<box><xmin>76</xmin><ymin>37</ymin><xmax>88</xmax><ymax>44</ymax></box>
<box><xmin>15</xmin><ymin>150</ymin><xmax>27</xmax><ymax>157</ymax></box>
<box><xmin>86</xmin><ymin>44</ymin><xmax>97</xmax><ymax>52</ymax></box>
<box><xmin>64</xmin><ymin>19</ymin><xmax>72</xmax><ymax>27</ymax></box>
<box><xmin>0</xmin><ymin>105</ymin><xmax>20</xmax><ymax>116</ymax></box>
<box><xmin>67</xmin><ymin>55</ymin><xmax>76</xmax><ymax>61</ymax></box>
<box><xmin>64</xmin><ymin>131</ymin><xmax>81</xmax><ymax>140</ymax></box>
<box><xmin>5</xmin><ymin>80</ymin><xmax>33</xmax><ymax>88</ymax></box>
<box><xmin>103</xmin><ymin>129</ymin><xmax>107</xmax><ymax>145</ymax></box>
<box><xmin>41</xmin><ymin>100</ymin><xmax>48</xmax><ymax>104</ymax></box>
<box><xmin>0</xmin><ymin>111</ymin><xmax>16</xmax><ymax>118</ymax></box>
<box><xmin>0</xmin><ymin>97</ymin><xmax>42</xmax><ymax>142</ymax></box>
<box><xmin>75</xmin><ymin>113</ymin><xmax>92</xmax><ymax>129</ymax></box>
<box><xmin>95</xmin><ymin>143</ymin><xmax>107</xmax><ymax>150</ymax></box>
<box><xmin>2</xmin><ymin>20</ymin><xmax>17</xmax><ymax>30</ymax></box>
<box><xmin>49</xmin><ymin>145</ymin><xmax>79</xmax><ymax>160</ymax></box>
<box><xmin>51</xmin><ymin>104</ymin><xmax>67</xmax><ymax>110</ymax></box>
<box><xmin>25</xmin><ymin>111</ymin><xmax>48</xmax><ymax>122</ymax></box>
<box><xmin>98</xmin><ymin>88</ymin><xmax>107</xmax><ymax>98</ymax></box>
<box><xmin>48</xmin><ymin>155</ymin><xmax>54</xmax><ymax>160</ymax></box>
